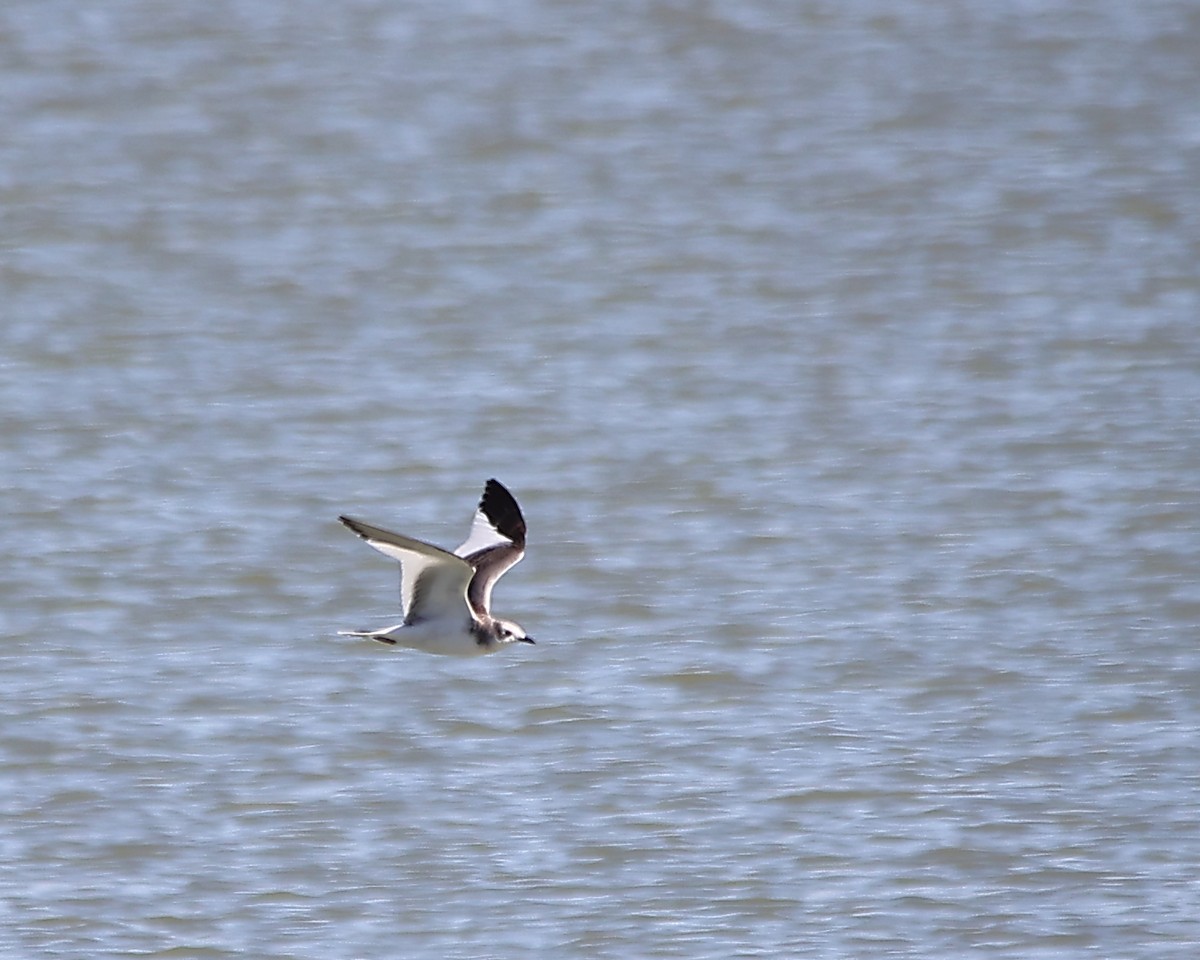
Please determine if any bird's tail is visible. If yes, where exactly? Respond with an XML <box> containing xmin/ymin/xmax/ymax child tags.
<box><xmin>337</xmin><ymin>630</ymin><xmax>397</xmax><ymax>645</ymax></box>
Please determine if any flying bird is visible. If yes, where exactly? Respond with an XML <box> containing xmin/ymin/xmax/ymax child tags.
<box><xmin>338</xmin><ymin>479</ymin><xmax>534</xmax><ymax>656</ymax></box>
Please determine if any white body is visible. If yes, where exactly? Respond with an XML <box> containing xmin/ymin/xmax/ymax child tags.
<box><xmin>343</xmin><ymin>617</ymin><xmax>491</xmax><ymax>657</ymax></box>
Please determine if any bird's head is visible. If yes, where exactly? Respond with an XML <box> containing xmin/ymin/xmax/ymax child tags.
<box><xmin>496</xmin><ymin>619</ymin><xmax>535</xmax><ymax>646</ymax></box>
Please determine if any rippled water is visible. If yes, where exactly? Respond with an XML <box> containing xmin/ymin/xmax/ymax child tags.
<box><xmin>3</xmin><ymin>1</ymin><xmax>1200</xmax><ymax>957</ymax></box>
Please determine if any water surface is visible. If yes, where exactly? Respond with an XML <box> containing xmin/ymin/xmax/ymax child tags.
<box><xmin>2</xmin><ymin>1</ymin><xmax>1199</xmax><ymax>957</ymax></box>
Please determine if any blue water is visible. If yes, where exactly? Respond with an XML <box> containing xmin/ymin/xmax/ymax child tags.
<box><xmin>2</xmin><ymin>1</ymin><xmax>1199</xmax><ymax>956</ymax></box>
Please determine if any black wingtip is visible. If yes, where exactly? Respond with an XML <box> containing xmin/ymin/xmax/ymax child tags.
<box><xmin>479</xmin><ymin>479</ymin><xmax>526</xmax><ymax>545</ymax></box>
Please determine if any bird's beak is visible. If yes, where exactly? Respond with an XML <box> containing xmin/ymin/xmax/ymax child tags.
<box><xmin>520</xmin><ymin>636</ymin><xmax>536</xmax><ymax>644</ymax></box>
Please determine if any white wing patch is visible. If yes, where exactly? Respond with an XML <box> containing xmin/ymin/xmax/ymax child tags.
<box><xmin>339</xmin><ymin>517</ymin><xmax>473</xmax><ymax>623</ymax></box>
<box><xmin>455</xmin><ymin>506</ymin><xmax>513</xmax><ymax>559</ymax></box>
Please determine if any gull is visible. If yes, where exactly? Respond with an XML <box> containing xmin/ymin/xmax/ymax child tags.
<box><xmin>338</xmin><ymin>479</ymin><xmax>535</xmax><ymax>656</ymax></box>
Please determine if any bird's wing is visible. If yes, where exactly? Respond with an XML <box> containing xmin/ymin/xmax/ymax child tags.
<box><xmin>454</xmin><ymin>479</ymin><xmax>527</xmax><ymax>619</ymax></box>
<box><xmin>339</xmin><ymin>515</ymin><xmax>473</xmax><ymax>624</ymax></box>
